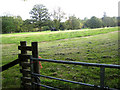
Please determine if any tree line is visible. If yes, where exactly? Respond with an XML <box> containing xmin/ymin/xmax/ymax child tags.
<box><xmin>1</xmin><ymin>4</ymin><xmax>119</xmax><ymax>33</ymax></box>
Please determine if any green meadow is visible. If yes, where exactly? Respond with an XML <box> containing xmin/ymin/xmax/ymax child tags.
<box><xmin>1</xmin><ymin>27</ymin><xmax>120</xmax><ymax>89</ymax></box>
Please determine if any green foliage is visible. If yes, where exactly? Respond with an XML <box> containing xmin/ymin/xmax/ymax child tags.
<box><xmin>2</xmin><ymin>16</ymin><xmax>15</xmax><ymax>33</ymax></box>
<box><xmin>21</xmin><ymin>19</ymin><xmax>35</xmax><ymax>32</ymax></box>
<box><xmin>2</xmin><ymin>16</ymin><xmax>24</xmax><ymax>33</ymax></box>
<box><xmin>13</xmin><ymin>16</ymin><xmax>23</xmax><ymax>32</ymax></box>
<box><xmin>42</xmin><ymin>26</ymin><xmax>50</xmax><ymax>31</ymax></box>
<box><xmin>66</xmin><ymin>15</ymin><xmax>81</xmax><ymax>30</ymax></box>
<box><xmin>60</xmin><ymin>22</ymin><xmax>67</xmax><ymax>30</ymax></box>
<box><xmin>85</xmin><ymin>16</ymin><xmax>102</xmax><ymax>28</ymax></box>
<box><xmin>52</xmin><ymin>19</ymin><xmax>60</xmax><ymax>30</ymax></box>
<box><xmin>102</xmin><ymin>16</ymin><xmax>117</xmax><ymax>27</ymax></box>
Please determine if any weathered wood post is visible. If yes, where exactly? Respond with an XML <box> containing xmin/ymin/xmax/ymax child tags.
<box><xmin>19</xmin><ymin>41</ymin><xmax>28</xmax><ymax>88</ymax></box>
<box><xmin>32</xmin><ymin>42</ymin><xmax>40</xmax><ymax>89</ymax></box>
<box><xmin>18</xmin><ymin>41</ymin><xmax>32</xmax><ymax>89</ymax></box>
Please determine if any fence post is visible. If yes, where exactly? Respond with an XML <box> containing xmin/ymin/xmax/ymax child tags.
<box><xmin>19</xmin><ymin>41</ymin><xmax>31</xmax><ymax>89</ymax></box>
<box><xmin>100</xmin><ymin>66</ymin><xmax>105</xmax><ymax>89</ymax></box>
<box><xmin>32</xmin><ymin>42</ymin><xmax>40</xmax><ymax>90</ymax></box>
<box><xmin>20</xmin><ymin>41</ymin><xmax>27</xmax><ymax>88</ymax></box>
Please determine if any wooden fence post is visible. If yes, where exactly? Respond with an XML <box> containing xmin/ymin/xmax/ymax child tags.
<box><xmin>32</xmin><ymin>42</ymin><xmax>40</xmax><ymax>89</ymax></box>
<box><xmin>18</xmin><ymin>41</ymin><xmax>31</xmax><ymax>89</ymax></box>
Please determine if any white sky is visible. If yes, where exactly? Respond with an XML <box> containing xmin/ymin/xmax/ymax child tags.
<box><xmin>0</xmin><ymin>0</ymin><xmax>119</xmax><ymax>20</ymax></box>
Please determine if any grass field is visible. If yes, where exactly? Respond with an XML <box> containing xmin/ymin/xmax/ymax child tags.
<box><xmin>1</xmin><ymin>27</ymin><xmax>120</xmax><ymax>89</ymax></box>
<box><xmin>1</xmin><ymin>27</ymin><xmax>118</xmax><ymax>44</ymax></box>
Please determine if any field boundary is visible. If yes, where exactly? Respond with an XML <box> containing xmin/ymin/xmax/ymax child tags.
<box><xmin>1</xmin><ymin>41</ymin><xmax>120</xmax><ymax>89</ymax></box>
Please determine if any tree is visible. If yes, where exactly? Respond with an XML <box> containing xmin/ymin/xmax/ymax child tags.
<box><xmin>22</xmin><ymin>19</ymin><xmax>34</xmax><ymax>32</ymax></box>
<box><xmin>29</xmin><ymin>4</ymin><xmax>50</xmax><ymax>32</ymax></box>
<box><xmin>102</xmin><ymin>12</ymin><xmax>117</xmax><ymax>27</ymax></box>
<box><xmin>52</xmin><ymin>7</ymin><xmax>66</xmax><ymax>22</ymax></box>
<box><xmin>2</xmin><ymin>15</ymin><xmax>24</xmax><ymax>33</ymax></box>
<box><xmin>51</xmin><ymin>7</ymin><xmax>66</xmax><ymax>30</ymax></box>
<box><xmin>82</xmin><ymin>17</ymin><xmax>88</xmax><ymax>28</ymax></box>
<box><xmin>2</xmin><ymin>16</ymin><xmax>15</xmax><ymax>33</ymax></box>
<box><xmin>53</xmin><ymin>19</ymin><xmax>60</xmax><ymax>30</ymax></box>
<box><xmin>66</xmin><ymin>15</ymin><xmax>80</xmax><ymax>30</ymax></box>
<box><xmin>13</xmin><ymin>16</ymin><xmax>23</xmax><ymax>32</ymax></box>
<box><xmin>102</xmin><ymin>17</ymin><xmax>117</xmax><ymax>27</ymax></box>
<box><xmin>59</xmin><ymin>22</ymin><xmax>67</xmax><ymax>30</ymax></box>
<box><xmin>85</xmin><ymin>16</ymin><xmax>102</xmax><ymax>28</ymax></box>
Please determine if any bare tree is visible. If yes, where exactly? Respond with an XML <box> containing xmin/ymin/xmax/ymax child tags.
<box><xmin>51</xmin><ymin>7</ymin><xmax>66</xmax><ymax>30</ymax></box>
<box><xmin>52</xmin><ymin>7</ymin><xmax>66</xmax><ymax>22</ymax></box>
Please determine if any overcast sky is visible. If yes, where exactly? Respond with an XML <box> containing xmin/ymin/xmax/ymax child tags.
<box><xmin>0</xmin><ymin>0</ymin><xmax>119</xmax><ymax>20</ymax></box>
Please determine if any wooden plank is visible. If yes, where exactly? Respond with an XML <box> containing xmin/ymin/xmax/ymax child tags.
<box><xmin>21</xmin><ymin>83</ymin><xmax>32</xmax><ymax>89</ymax></box>
<box><xmin>25</xmin><ymin>83</ymin><xmax>32</xmax><ymax>87</ymax></box>
<box><xmin>20</xmin><ymin>41</ymin><xmax>27</xmax><ymax>56</ymax></box>
<box><xmin>20</xmin><ymin>62</ymin><xmax>31</xmax><ymax>67</ymax></box>
<box><xmin>21</xmin><ymin>77</ymin><xmax>31</xmax><ymax>82</ymax></box>
<box><xmin>20</xmin><ymin>69</ymin><xmax>30</xmax><ymax>77</ymax></box>
<box><xmin>18</xmin><ymin>46</ymin><xmax>32</xmax><ymax>51</ymax></box>
<box><xmin>18</xmin><ymin>54</ymin><xmax>31</xmax><ymax>60</ymax></box>
<box><xmin>0</xmin><ymin>59</ymin><xmax>19</xmax><ymax>72</ymax></box>
<box><xmin>20</xmin><ymin>69</ymin><xmax>31</xmax><ymax>74</ymax></box>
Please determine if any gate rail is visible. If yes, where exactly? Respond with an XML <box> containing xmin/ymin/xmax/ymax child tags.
<box><xmin>30</xmin><ymin>57</ymin><xmax>120</xmax><ymax>90</ymax></box>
